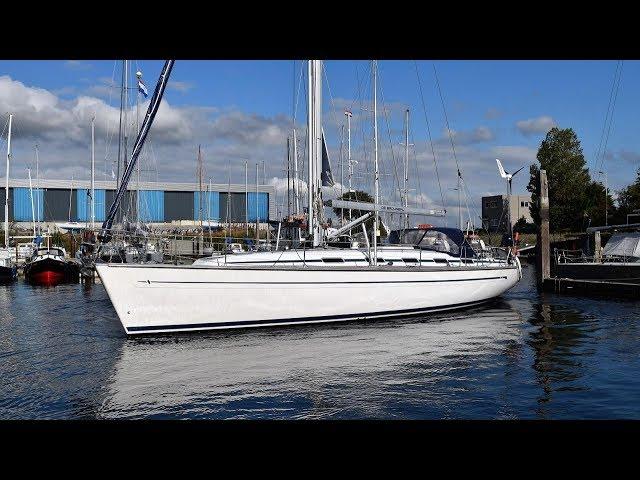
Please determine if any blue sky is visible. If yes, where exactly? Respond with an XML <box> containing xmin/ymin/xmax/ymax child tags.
<box><xmin>0</xmin><ymin>59</ymin><xmax>636</xmax><ymax>226</ymax></box>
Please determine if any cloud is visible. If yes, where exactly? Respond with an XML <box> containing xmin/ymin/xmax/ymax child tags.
<box><xmin>64</xmin><ymin>60</ymin><xmax>92</xmax><ymax>71</ymax></box>
<box><xmin>0</xmin><ymin>75</ymin><xmax>292</xmax><ymax>188</ymax></box>
<box><xmin>484</xmin><ymin>108</ymin><xmax>503</xmax><ymax>120</ymax></box>
<box><xmin>515</xmin><ymin>115</ymin><xmax>556</xmax><ymax>136</ymax></box>
<box><xmin>436</xmin><ymin>126</ymin><xmax>495</xmax><ymax>146</ymax></box>
<box><xmin>168</xmin><ymin>81</ymin><xmax>194</xmax><ymax>93</ymax></box>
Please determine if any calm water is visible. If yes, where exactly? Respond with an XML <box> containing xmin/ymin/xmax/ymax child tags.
<box><xmin>1</xmin><ymin>265</ymin><xmax>639</xmax><ymax>419</ymax></box>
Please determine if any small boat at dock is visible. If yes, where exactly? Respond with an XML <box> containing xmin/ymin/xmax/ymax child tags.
<box><xmin>24</xmin><ymin>246</ymin><xmax>80</xmax><ymax>285</ymax></box>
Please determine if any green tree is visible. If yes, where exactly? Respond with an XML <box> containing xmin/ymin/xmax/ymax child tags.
<box><xmin>332</xmin><ymin>189</ymin><xmax>376</xmax><ymax>231</ymax></box>
<box><xmin>584</xmin><ymin>180</ymin><xmax>615</xmax><ymax>227</ymax></box>
<box><xmin>513</xmin><ymin>216</ymin><xmax>536</xmax><ymax>234</ymax></box>
<box><xmin>613</xmin><ymin>168</ymin><xmax>640</xmax><ymax>224</ymax></box>
<box><xmin>527</xmin><ymin>127</ymin><xmax>592</xmax><ymax>232</ymax></box>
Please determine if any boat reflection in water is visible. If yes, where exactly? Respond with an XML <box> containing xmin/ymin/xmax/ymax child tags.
<box><xmin>99</xmin><ymin>296</ymin><xmax>528</xmax><ymax>419</ymax></box>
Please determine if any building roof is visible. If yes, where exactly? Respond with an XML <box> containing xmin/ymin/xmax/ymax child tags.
<box><xmin>3</xmin><ymin>178</ymin><xmax>275</xmax><ymax>194</ymax></box>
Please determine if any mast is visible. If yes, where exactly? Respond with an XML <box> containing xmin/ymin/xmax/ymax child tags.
<box><xmin>5</xmin><ymin>114</ymin><xmax>12</xmax><ymax>249</ymax></box>
<box><xmin>116</xmin><ymin>60</ymin><xmax>125</xmax><ymax>223</ymax></box>
<box><xmin>28</xmin><ymin>168</ymin><xmax>36</xmax><ymax>238</ymax></box>
<box><xmin>307</xmin><ymin>59</ymin><xmax>323</xmax><ymax>247</ymax></box>
<box><xmin>100</xmin><ymin>60</ymin><xmax>175</xmax><ymax>239</ymax></box>
<box><xmin>372</xmin><ymin>60</ymin><xmax>379</xmax><ymax>266</ymax></box>
<box><xmin>345</xmin><ymin>110</ymin><xmax>352</xmax><ymax>225</ymax></box>
<box><xmin>68</xmin><ymin>175</ymin><xmax>74</xmax><ymax>222</ymax></box>
<box><xmin>287</xmin><ymin>137</ymin><xmax>291</xmax><ymax>218</ymax></box>
<box><xmin>226</xmin><ymin>160</ymin><xmax>231</xmax><ymax>242</ymax></box>
<box><xmin>256</xmin><ymin>162</ymin><xmax>259</xmax><ymax>244</ymax></box>
<box><xmin>198</xmin><ymin>145</ymin><xmax>203</xmax><ymax>229</ymax></box>
<box><xmin>123</xmin><ymin>59</ymin><xmax>129</xmax><ymax>217</ymax></box>
<box><xmin>91</xmin><ymin>116</ymin><xmax>95</xmax><ymax>229</ymax></box>
<box><xmin>340</xmin><ymin>124</ymin><xmax>344</xmax><ymax>225</ymax></box>
<box><xmin>403</xmin><ymin>109</ymin><xmax>410</xmax><ymax>229</ymax></box>
<box><xmin>135</xmin><ymin>70</ymin><xmax>142</xmax><ymax>225</ymax></box>
<box><xmin>293</xmin><ymin>128</ymin><xmax>299</xmax><ymax>214</ymax></box>
<box><xmin>35</xmin><ymin>144</ymin><xmax>40</xmax><ymax>235</ymax></box>
<box><xmin>245</xmin><ymin>160</ymin><xmax>248</xmax><ymax>237</ymax></box>
<box><xmin>208</xmin><ymin>177</ymin><xmax>213</xmax><ymax>243</ymax></box>
<box><xmin>458</xmin><ymin>175</ymin><xmax>462</xmax><ymax>229</ymax></box>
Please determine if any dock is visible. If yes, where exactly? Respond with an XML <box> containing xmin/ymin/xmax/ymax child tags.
<box><xmin>536</xmin><ymin>169</ymin><xmax>640</xmax><ymax>300</ymax></box>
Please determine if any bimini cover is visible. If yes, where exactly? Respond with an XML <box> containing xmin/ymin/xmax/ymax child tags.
<box><xmin>603</xmin><ymin>232</ymin><xmax>640</xmax><ymax>258</ymax></box>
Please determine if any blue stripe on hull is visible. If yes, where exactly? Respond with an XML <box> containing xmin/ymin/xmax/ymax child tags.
<box><xmin>125</xmin><ymin>299</ymin><xmax>493</xmax><ymax>334</ymax></box>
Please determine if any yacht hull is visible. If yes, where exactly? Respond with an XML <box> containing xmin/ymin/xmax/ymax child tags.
<box><xmin>0</xmin><ymin>265</ymin><xmax>17</xmax><ymax>283</ymax></box>
<box><xmin>24</xmin><ymin>258</ymin><xmax>80</xmax><ymax>286</ymax></box>
<box><xmin>96</xmin><ymin>261</ymin><xmax>522</xmax><ymax>335</ymax></box>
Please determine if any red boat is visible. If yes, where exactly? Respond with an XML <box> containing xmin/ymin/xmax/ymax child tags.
<box><xmin>23</xmin><ymin>246</ymin><xmax>80</xmax><ymax>286</ymax></box>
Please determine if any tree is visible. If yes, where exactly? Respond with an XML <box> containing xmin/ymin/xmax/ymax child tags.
<box><xmin>332</xmin><ymin>189</ymin><xmax>376</xmax><ymax>232</ymax></box>
<box><xmin>584</xmin><ymin>180</ymin><xmax>615</xmax><ymax>228</ymax></box>
<box><xmin>527</xmin><ymin>127</ymin><xmax>592</xmax><ymax>232</ymax></box>
<box><xmin>513</xmin><ymin>216</ymin><xmax>536</xmax><ymax>234</ymax></box>
<box><xmin>613</xmin><ymin>168</ymin><xmax>640</xmax><ymax>224</ymax></box>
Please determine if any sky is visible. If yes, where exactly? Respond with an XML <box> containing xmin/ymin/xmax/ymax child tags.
<box><xmin>0</xmin><ymin>59</ymin><xmax>637</xmax><ymax>227</ymax></box>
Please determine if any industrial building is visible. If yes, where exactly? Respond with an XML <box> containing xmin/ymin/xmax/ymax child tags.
<box><xmin>1</xmin><ymin>179</ymin><xmax>275</xmax><ymax>227</ymax></box>
<box><xmin>481</xmin><ymin>194</ymin><xmax>533</xmax><ymax>233</ymax></box>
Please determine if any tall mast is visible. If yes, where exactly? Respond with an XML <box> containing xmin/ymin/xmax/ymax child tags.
<box><xmin>198</xmin><ymin>145</ymin><xmax>203</xmax><ymax>229</ymax></box>
<box><xmin>35</xmin><ymin>144</ymin><xmax>40</xmax><ymax>235</ymax></box>
<box><xmin>307</xmin><ymin>60</ymin><xmax>323</xmax><ymax>247</ymax></box>
<box><xmin>91</xmin><ymin>116</ymin><xmax>95</xmax><ymax>228</ymax></box>
<box><xmin>340</xmin><ymin>124</ymin><xmax>344</xmax><ymax>225</ymax></box>
<box><xmin>458</xmin><ymin>175</ymin><xmax>462</xmax><ymax>230</ymax></box>
<box><xmin>226</xmin><ymin>160</ymin><xmax>231</xmax><ymax>241</ymax></box>
<box><xmin>245</xmin><ymin>160</ymin><xmax>248</xmax><ymax>237</ymax></box>
<box><xmin>287</xmin><ymin>137</ymin><xmax>291</xmax><ymax>218</ymax></box>
<box><xmin>123</xmin><ymin>60</ymin><xmax>129</xmax><ymax>221</ymax></box>
<box><xmin>28</xmin><ymin>168</ymin><xmax>36</xmax><ymax>238</ymax></box>
<box><xmin>135</xmin><ymin>70</ymin><xmax>142</xmax><ymax>225</ymax></box>
<box><xmin>345</xmin><ymin>110</ymin><xmax>352</xmax><ymax>224</ymax></box>
<box><xmin>5</xmin><ymin>114</ymin><xmax>12</xmax><ymax>249</ymax></box>
<box><xmin>372</xmin><ymin>60</ymin><xmax>379</xmax><ymax>266</ymax></box>
<box><xmin>68</xmin><ymin>175</ymin><xmax>74</xmax><ymax>222</ymax></box>
<box><xmin>293</xmin><ymin>128</ymin><xmax>299</xmax><ymax>214</ymax></box>
<box><xmin>403</xmin><ymin>108</ymin><xmax>410</xmax><ymax>229</ymax></box>
<box><xmin>256</xmin><ymin>163</ymin><xmax>260</xmax><ymax>244</ymax></box>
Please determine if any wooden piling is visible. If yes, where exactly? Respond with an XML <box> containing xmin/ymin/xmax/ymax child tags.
<box><xmin>594</xmin><ymin>230</ymin><xmax>602</xmax><ymax>262</ymax></box>
<box><xmin>536</xmin><ymin>169</ymin><xmax>550</xmax><ymax>289</ymax></box>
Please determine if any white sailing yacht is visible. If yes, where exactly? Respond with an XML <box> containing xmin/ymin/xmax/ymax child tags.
<box><xmin>96</xmin><ymin>60</ymin><xmax>521</xmax><ymax>335</ymax></box>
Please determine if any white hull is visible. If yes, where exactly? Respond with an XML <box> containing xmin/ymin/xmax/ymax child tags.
<box><xmin>96</xmin><ymin>256</ymin><xmax>521</xmax><ymax>335</ymax></box>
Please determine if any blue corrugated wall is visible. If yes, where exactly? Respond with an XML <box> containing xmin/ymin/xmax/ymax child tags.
<box><xmin>77</xmin><ymin>189</ymin><xmax>106</xmax><ymax>222</ymax></box>
<box><xmin>138</xmin><ymin>190</ymin><xmax>164</xmax><ymax>222</ymax></box>
<box><xmin>13</xmin><ymin>187</ymin><xmax>44</xmax><ymax>221</ymax></box>
<box><xmin>246</xmin><ymin>192</ymin><xmax>268</xmax><ymax>222</ymax></box>
<box><xmin>193</xmin><ymin>191</ymin><xmax>220</xmax><ymax>221</ymax></box>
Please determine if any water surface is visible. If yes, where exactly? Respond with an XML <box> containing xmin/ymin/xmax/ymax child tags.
<box><xmin>1</xmin><ymin>265</ymin><xmax>639</xmax><ymax>419</ymax></box>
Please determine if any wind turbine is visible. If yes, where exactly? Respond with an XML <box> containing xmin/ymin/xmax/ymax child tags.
<box><xmin>495</xmin><ymin>158</ymin><xmax>525</xmax><ymax>246</ymax></box>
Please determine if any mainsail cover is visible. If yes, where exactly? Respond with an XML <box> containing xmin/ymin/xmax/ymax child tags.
<box><xmin>321</xmin><ymin>128</ymin><xmax>335</xmax><ymax>187</ymax></box>
<box><xmin>603</xmin><ymin>232</ymin><xmax>640</xmax><ymax>259</ymax></box>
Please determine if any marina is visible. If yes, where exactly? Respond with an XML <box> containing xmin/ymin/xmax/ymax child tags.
<box><xmin>2</xmin><ymin>58</ymin><xmax>640</xmax><ymax>421</ymax></box>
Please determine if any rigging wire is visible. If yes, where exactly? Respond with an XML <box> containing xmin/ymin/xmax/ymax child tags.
<box><xmin>597</xmin><ymin>60</ymin><xmax>623</xmax><ymax>175</ymax></box>
<box><xmin>433</xmin><ymin>63</ymin><xmax>474</xmax><ymax>229</ymax></box>
<box><xmin>376</xmin><ymin>64</ymin><xmax>403</xmax><ymax>208</ymax></box>
<box><xmin>594</xmin><ymin>60</ymin><xmax>623</xmax><ymax>174</ymax></box>
<box><xmin>413</xmin><ymin>61</ymin><xmax>446</xmax><ymax>219</ymax></box>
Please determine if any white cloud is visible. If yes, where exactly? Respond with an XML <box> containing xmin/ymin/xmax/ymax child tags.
<box><xmin>516</xmin><ymin>115</ymin><xmax>556</xmax><ymax>136</ymax></box>
<box><xmin>64</xmin><ymin>60</ymin><xmax>92</xmax><ymax>71</ymax></box>
<box><xmin>168</xmin><ymin>81</ymin><xmax>194</xmax><ymax>93</ymax></box>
